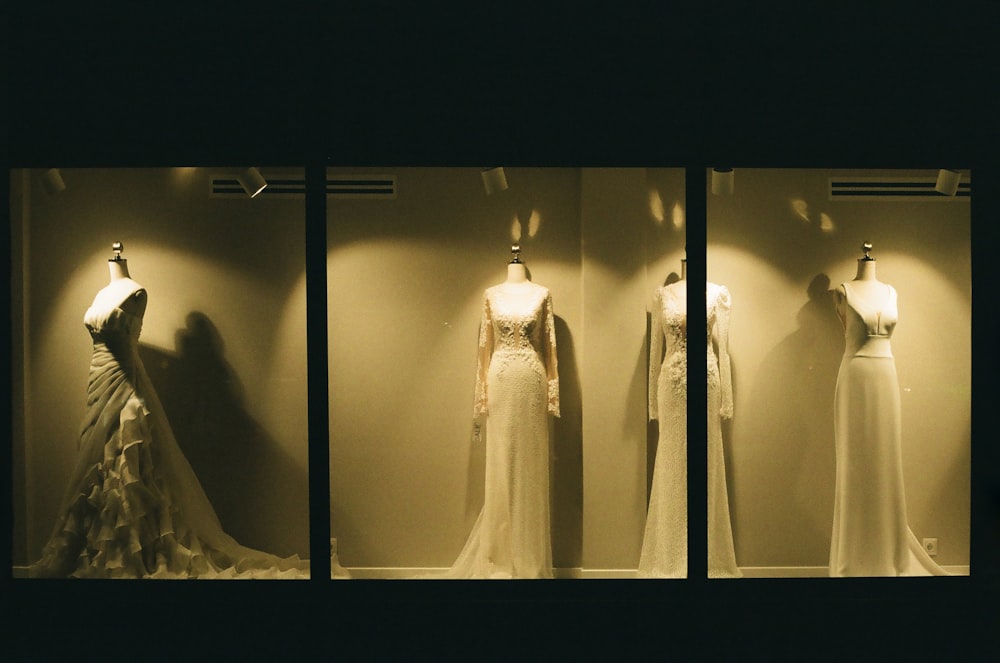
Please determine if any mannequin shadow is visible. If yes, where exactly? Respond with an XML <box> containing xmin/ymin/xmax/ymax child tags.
<box><xmin>730</xmin><ymin>274</ymin><xmax>843</xmax><ymax>571</ymax></box>
<box><xmin>551</xmin><ymin>315</ymin><xmax>583</xmax><ymax>570</ymax></box>
<box><xmin>138</xmin><ymin>311</ymin><xmax>310</xmax><ymax>559</ymax></box>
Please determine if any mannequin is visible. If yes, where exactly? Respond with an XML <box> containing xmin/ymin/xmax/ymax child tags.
<box><xmin>641</xmin><ymin>255</ymin><xmax>740</xmax><ymax>578</ymax></box>
<box><xmin>832</xmin><ymin>241</ymin><xmax>889</xmax><ymax>327</ymax></box>
<box><xmin>31</xmin><ymin>242</ymin><xmax>309</xmax><ymax>578</ymax></box>
<box><xmin>93</xmin><ymin>241</ymin><xmax>147</xmax><ymax>318</ymax></box>
<box><xmin>829</xmin><ymin>241</ymin><xmax>946</xmax><ymax>576</ymax></box>
<box><xmin>438</xmin><ymin>243</ymin><xmax>559</xmax><ymax>578</ymax></box>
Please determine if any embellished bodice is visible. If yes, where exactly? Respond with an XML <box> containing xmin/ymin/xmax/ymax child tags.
<box><xmin>841</xmin><ymin>281</ymin><xmax>896</xmax><ymax>359</ymax></box>
<box><xmin>648</xmin><ymin>282</ymin><xmax>733</xmax><ymax>420</ymax></box>
<box><xmin>474</xmin><ymin>283</ymin><xmax>560</xmax><ymax>417</ymax></box>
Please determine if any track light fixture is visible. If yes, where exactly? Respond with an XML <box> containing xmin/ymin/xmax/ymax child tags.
<box><xmin>40</xmin><ymin>168</ymin><xmax>66</xmax><ymax>195</ymax></box>
<box><xmin>711</xmin><ymin>167</ymin><xmax>734</xmax><ymax>195</ymax></box>
<box><xmin>934</xmin><ymin>169</ymin><xmax>961</xmax><ymax>196</ymax></box>
<box><xmin>237</xmin><ymin>167</ymin><xmax>268</xmax><ymax>198</ymax></box>
<box><xmin>481</xmin><ymin>167</ymin><xmax>508</xmax><ymax>195</ymax></box>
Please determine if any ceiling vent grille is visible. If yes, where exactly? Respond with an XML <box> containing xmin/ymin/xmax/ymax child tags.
<box><xmin>210</xmin><ymin>175</ymin><xmax>396</xmax><ymax>199</ymax></box>
<box><xmin>829</xmin><ymin>177</ymin><xmax>970</xmax><ymax>202</ymax></box>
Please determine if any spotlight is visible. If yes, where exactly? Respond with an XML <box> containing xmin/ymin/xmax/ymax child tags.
<box><xmin>40</xmin><ymin>168</ymin><xmax>66</xmax><ymax>195</ymax></box>
<box><xmin>934</xmin><ymin>169</ymin><xmax>961</xmax><ymax>196</ymax></box>
<box><xmin>237</xmin><ymin>167</ymin><xmax>268</xmax><ymax>198</ymax></box>
<box><xmin>711</xmin><ymin>167</ymin><xmax>734</xmax><ymax>195</ymax></box>
<box><xmin>481</xmin><ymin>167</ymin><xmax>508</xmax><ymax>195</ymax></box>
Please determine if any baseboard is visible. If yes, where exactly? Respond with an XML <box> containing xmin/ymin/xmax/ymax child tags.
<box><xmin>11</xmin><ymin>563</ymin><xmax>970</xmax><ymax>580</ymax></box>
<box><xmin>740</xmin><ymin>565</ymin><xmax>970</xmax><ymax>578</ymax></box>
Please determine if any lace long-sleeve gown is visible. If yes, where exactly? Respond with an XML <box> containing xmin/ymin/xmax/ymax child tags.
<box><xmin>30</xmin><ymin>279</ymin><xmax>309</xmax><ymax>579</ymax></box>
<box><xmin>830</xmin><ymin>281</ymin><xmax>947</xmax><ymax>577</ymax></box>
<box><xmin>639</xmin><ymin>282</ymin><xmax>741</xmax><ymax>578</ymax></box>
<box><xmin>440</xmin><ymin>282</ymin><xmax>559</xmax><ymax>579</ymax></box>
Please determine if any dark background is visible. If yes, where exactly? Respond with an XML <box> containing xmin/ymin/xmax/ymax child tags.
<box><xmin>4</xmin><ymin>3</ymin><xmax>998</xmax><ymax>658</ymax></box>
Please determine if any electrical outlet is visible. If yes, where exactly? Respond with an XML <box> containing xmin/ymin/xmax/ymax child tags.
<box><xmin>923</xmin><ymin>538</ymin><xmax>938</xmax><ymax>557</ymax></box>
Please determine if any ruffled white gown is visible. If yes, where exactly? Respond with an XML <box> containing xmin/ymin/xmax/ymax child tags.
<box><xmin>438</xmin><ymin>283</ymin><xmax>559</xmax><ymax>579</ymax></box>
<box><xmin>640</xmin><ymin>282</ymin><xmax>741</xmax><ymax>578</ymax></box>
<box><xmin>30</xmin><ymin>279</ymin><xmax>309</xmax><ymax>579</ymax></box>
<box><xmin>830</xmin><ymin>281</ymin><xmax>947</xmax><ymax>577</ymax></box>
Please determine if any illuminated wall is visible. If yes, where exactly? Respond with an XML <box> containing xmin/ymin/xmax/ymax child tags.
<box><xmin>12</xmin><ymin>168</ymin><xmax>310</xmax><ymax>564</ymax></box>
<box><xmin>708</xmin><ymin>168</ymin><xmax>971</xmax><ymax>571</ymax></box>
<box><xmin>327</xmin><ymin>167</ymin><xmax>687</xmax><ymax>573</ymax></box>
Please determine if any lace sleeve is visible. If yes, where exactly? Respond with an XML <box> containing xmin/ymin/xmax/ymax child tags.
<box><xmin>648</xmin><ymin>288</ymin><xmax>663</xmax><ymax>421</ymax></box>
<box><xmin>716</xmin><ymin>285</ymin><xmax>734</xmax><ymax>420</ymax></box>
<box><xmin>473</xmin><ymin>292</ymin><xmax>493</xmax><ymax>417</ymax></box>
<box><xmin>543</xmin><ymin>291</ymin><xmax>560</xmax><ymax>417</ymax></box>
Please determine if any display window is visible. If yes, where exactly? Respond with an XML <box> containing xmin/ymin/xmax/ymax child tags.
<box><xmin>7</xmin><ymin>166</ymin><xmax>971</xmax><ymax>582</ymax></box>
<box><xmin>706</xmin><ymin>168</ymin><xmax>971</xmax><ymax>578</ymax></box>
<box><xmin>9</xmin><ymin>167</ymin><xmax>311</xmax><ymax>578</ymax></box>
<box><xmin>326</xmin><ymin>167</ymin><xmax>686</xmax><ymax>578</ymax></box>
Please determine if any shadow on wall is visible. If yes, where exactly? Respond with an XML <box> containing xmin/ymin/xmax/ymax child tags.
<box><xmin>731</xmin><ymin>274</ymin><xmax>844</xmax><ymax>567</ymax></box>
<box><xmin>138</xmin><ymin>312</ymin><xmax>309</xmax><ymax>558</ymax></box>
<box><xmin>552</xmin><ymin>315</ymin><xmax>583</xmax><ymax>569</ymax></box>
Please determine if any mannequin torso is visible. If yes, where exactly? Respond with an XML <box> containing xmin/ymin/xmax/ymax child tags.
<box><xmin>93</xmin><ymin>259</ymin><xmax>148</xmax><ymax>318</ymax></box>
<box><xmin>834</xmin><ymin>258</ymin><xmax>892</xmax><ymax>328</ymax></box>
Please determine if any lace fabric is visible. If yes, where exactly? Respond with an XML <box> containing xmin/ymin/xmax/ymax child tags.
<box><xmin>439</xmin><ymin>282</ymin><xmax>558</xmax><ymax>579</ymax></box>
<box><xmin>640</xmin><ymin>282</ymin><xmax>740</xmax><ymax>578</ymax></box>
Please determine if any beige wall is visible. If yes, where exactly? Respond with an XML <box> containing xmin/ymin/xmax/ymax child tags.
<box><xmin>13</xmin><ymin>168</ymin><xmax>310</xmax><ymax>563</ymax></box>
<box><xmin>708</xmin><ymin>168</ymin><xmax>971</xmax><ymax>569</ymax></box>
<box><xmin>328</xmin><ymin>167</ymin><xmax>686</xmax><ymax>571</ymax></box>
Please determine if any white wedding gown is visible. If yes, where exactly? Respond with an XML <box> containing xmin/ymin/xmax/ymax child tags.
<box><xmin>438</xmin><ymin>282</ymin><xmax>559</xmax><ymax>579</ymax></box>
<box><xmin>30</xmin><ymin>278</ymin><xmax>309</xmax><ymax>579</ymax></box>
<box><xmin>640</xmin><ymin>282</ymin><xmax>741</xmax><ymax>578</ymax></box>
<box><xmin>830</xmin><ymin>281</ymin><xmax>946</xmax><ymax>577</ymax></box>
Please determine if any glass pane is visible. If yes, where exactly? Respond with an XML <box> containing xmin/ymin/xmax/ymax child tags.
<box><xmin>327</xmin><ymin>167</ymin><xmax>685</xmax><ymax>578</ymax></box>
<box><xmin>10</xmin><ymin>167</ymin><xmax>310</xmax><ymax>578</ymax></box>
<box><xmin>707</xmin><ymin>167</ymin><xmax>971</xmax><ymax>578</ymax></box>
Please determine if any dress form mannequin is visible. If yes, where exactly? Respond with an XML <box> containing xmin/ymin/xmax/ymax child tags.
<box><xmin>833</xmin><ymin>242</ymin><xmax>889</xmax><ymax>326</ymax></box>
<box><xmin>94</xmin><ymin>242</ymin><xmax>147</xmax><ymax>318</ymax></box>
<box><xmin>829</xmin><ymin>241</ymin><xmax>946</xmax><ymax>576</ymax></box>
<box><xmin>440</xmin><ymin>243</ymin><xmax>559</xmax><ymax>578</ymax></box>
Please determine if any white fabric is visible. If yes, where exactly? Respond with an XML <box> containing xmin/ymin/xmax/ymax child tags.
<box><xmin>640</xmin><ymin>282</ymin><xmax>741</xmax><ymax>578</ymax></box>
<box><xmin>830</xmin><ymin>281</ymin><xmax>947</xmax><ymax>577</ymax></box>
<box><xmin>438</xmin><ymin>283</ymin><xmax>558</xmax><ymax>579</ymax></box>
<box><xmin>30</xmin><ymin>281</ymin><xmax>309</xmax><ymax>579</ymax></box>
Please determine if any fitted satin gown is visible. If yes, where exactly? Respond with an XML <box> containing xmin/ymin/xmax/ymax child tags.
<box><xmin>830</xmin><ymin>281</ymin><xmax>946</xmax><ymax>577</ymax></box>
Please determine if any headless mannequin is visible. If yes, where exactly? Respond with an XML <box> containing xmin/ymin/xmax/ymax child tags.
<box><xmin>833</xmin><ymin>248</ymin><xmax>891</xmax><ymax>328</ymax></box>
<box><xmin>495</xmin><ymin>247</ymin><xmax>544</xmax><ymax>305</ymax></box>
<box><xmin>92</xmin><ymin>251</ymin><xmax>148</xmax><ymax>318</ymax></box>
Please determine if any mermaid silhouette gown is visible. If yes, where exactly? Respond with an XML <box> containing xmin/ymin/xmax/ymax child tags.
<box><xmin>830</xmin><ymin>281</ymin><xmax>947</xmax><ymax>577</ymax></box>
<box><xmin>30</xmin><ymin>278</ymin><xmax>309</xmax><ymax>578</ymax></box>
<box><xmin>640</xmin><ymin>282</ymin><xmax>741</xmax><ymax>578</ymax></box>
<box><xmin>437</xmin><ymin>283</ymin><xmax>559</xmax><ymax>579</ymax></box>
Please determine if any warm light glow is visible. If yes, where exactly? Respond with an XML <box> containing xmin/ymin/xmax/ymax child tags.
<box><xmin>510</xmin><ymin>216</ymin><xmax>522</xmax><ymax>241</ymax></box>
<box><xmin>527</xmin><ymin>210</ymin><xmax>541</xmax><ymax>238</ymax></box>
<box><xmin>791</xmin><ymin>199</ymin><xmax>809</xmax><ymax>222</ymax></box>
<box><xmin>648</xmin><ymin>188</ymin><xmax>665</xmax><ymax>225</ymax></box>
<box><xmin>671</xmin><ymin>201</ymin><xmax>685</xmax><ymax>230</ymax></box>
<box><xmin>171</xmin><ymin>167</ymin><xmax>198</xmax><ymax>186</ymax></box>
<box><xmin>820</xmin><ymin>213</ymin><xmax>836</xmax><ymax>233</ymax></box>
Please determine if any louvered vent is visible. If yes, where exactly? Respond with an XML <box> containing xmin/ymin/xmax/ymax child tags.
<box><xmin>829</xmin><ymin>177</ymin><xmax>970</xmax><ymax>201</ymax></box>
<box><xmin>210</xmin><ymin>175</ymin><xmax>396</xmax><ymax>199</ymax></box>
